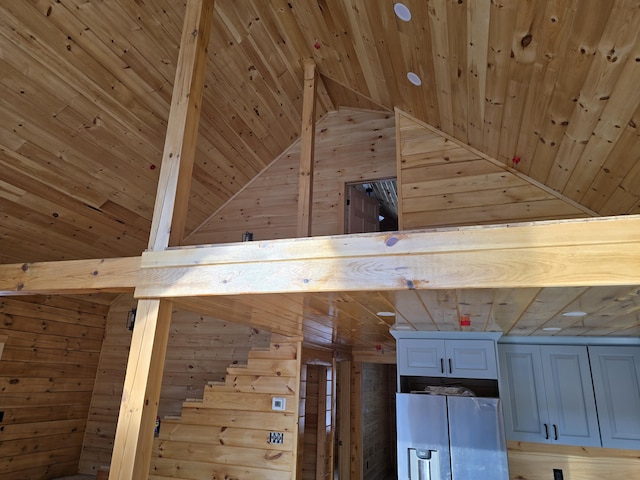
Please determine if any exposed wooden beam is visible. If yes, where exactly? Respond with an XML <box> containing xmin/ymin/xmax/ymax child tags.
<box><xmin>135</xmin><ymin>216</ymin><xmax>640</xmax><ymax>298</ymax></box>
<box><xmin>109</xmin><ymin>1</ymin><xmax>215</xmax><ymax>479</ymax></box>
<box><xmin>297</xmin><ymin>59</ymin><xmax>318</xmax><ymax>237</ymax></box>
<box><xmin>0</xmin><ymin>257</ymin><xmax>139</xmax><ymax>296</ymax></box>
<box><xmin>148</xmin><ymin>0</ymin><xmax>214</xmax><ymax>249</ymax></box>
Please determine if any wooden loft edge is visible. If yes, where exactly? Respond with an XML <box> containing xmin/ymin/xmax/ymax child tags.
<box><xmin>135</xmin><ymin>215</ymin><xmax>640</xmax><ymax>298</ymax></box>
<box><xmin>0</xmin><ymin>256</ymin><xmax>140</xmax><ymax>296</ymax></box>
<box><xmin>394</xmin><ymin>108</ymin><xmax>599</xmax><ymax>217</ymax></box>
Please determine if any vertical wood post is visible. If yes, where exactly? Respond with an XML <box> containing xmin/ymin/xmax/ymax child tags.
<box><xmin>350</xmin><ymin>361</ymin><xmax>363</xmax><ymax>480</ymax></box>
<box><xmin>109</xmin><ymin>1</ymin><xmax>214</xmax><ymax>479</ymax></box>
<box><xmin>296</xmin><ymin>59</ymin><xmax>317</xmax><ymax>237</ymax></box>
<box><xmin>338</xmin><ymin>360</ymin><xmax>351</xmax><ymax>479</ymax></box>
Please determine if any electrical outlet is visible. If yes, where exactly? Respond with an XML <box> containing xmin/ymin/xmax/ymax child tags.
<box><xmin>553</xmin><ymin>468</ymin><xmax>564</xmax><ymax>480</ymax></box>
<box><xmin>269</xmin><ymin>431</ymin><xmax>284</xmax><ymax>444</ymax></box>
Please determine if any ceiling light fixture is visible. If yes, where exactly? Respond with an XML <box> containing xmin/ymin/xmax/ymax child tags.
<box><xmin>376</xmin><ymin>311</ymin><xmax>396</xmax><ymax>317</ymax></box>
<box><xmin>542</xmin><ymin>327</ymin><xmax>562</xmax><ymax>332</ymax></box>
<box><xmin>394</xmin><ymin>3</ymin><xmax>412</xmax><ymax>22</ymax></box>
<box><xmin>407</xmin><ymin>72</ymin><xmax>422</xmax><ymax>86</ymax></box>
<box><xmin>562</xmin><ymin>311</ymin><xmax>588</xmax><ymax>317</ymax></box>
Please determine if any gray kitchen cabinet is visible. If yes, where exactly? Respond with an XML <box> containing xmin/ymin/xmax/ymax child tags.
<box><xmin>589</xmin><ymin>346</ymin><xmax>640</xmax><ymax>450</ymax></box>
<box><xmin>499</xmin><ymin>344</ymin><xmax>601</xmax><ymax>447</ymax></box>
<box><xmin>398</xmin><ymin>338</ymin><xmax>497</xmax><ymax>379</ymax></box>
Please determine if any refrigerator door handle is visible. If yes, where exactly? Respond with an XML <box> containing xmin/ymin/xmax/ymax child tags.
<box><xmin>543</xmin><ymin>423</ymin><xmax>549</xmax><ymax>440</ymax></box>
<box><xmin>409</xmin><ymin>448</ymin><xmax>434</xmax><ymax>480</ymax></box>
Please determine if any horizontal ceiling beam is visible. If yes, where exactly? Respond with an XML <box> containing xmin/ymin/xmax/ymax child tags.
<box><xmin>0</xmin><ymin>257</ymin><xmax>140</xmax><ymax>295</ymax></box>
<box><xmin>135</xmin><ymin>215</ymin><xmax>640</xmax><ymax>298</ymax></box>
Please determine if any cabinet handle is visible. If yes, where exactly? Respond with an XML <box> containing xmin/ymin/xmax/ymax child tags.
<box><xmin>440</xmin><ymin>358</ymin><xmax>444</xmax><ymax>374</ymax></box>
<box><xmin>543</xmin><ymin>424</ymin><xmax>549</xmax><ymax>440</ymax></box>
<box><xmin>448</xmin><ymin>358</ymin><xmax>452</xmax><ymax>374</ymax></box>
<box><xmin>553</xmin><ymin>424</ymin><xmax>558</xmax><ymax>441</ymax></box>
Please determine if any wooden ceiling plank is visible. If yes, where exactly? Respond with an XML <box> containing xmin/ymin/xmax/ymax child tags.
<box><xmin>546</xmin><ymin>0</ymin><xmax>640</xmax><ymax>194</ymax></box>
<box><xmin>336</xmin><ymin>0</ymin><xmax>387</xmax><ymax>106</ymax></box>
<box><xmin>601</xmin><ymin>151</ymin><xmax>640</xmax><ymax>215</ymax></box>
<box><xmin>563</xmin><ymin>33</ymin><xmax>640</xmax><ymax>203</ymax></box>
<box><xmin>496</xmin><ymin>0</ymin><xmax>547</xmax><ymax>165</ymax></box>
<box><xmin>416</xmin><ymin>290</ymin><xmax>459</xmax><ymax>331</ymax></box>
<box><xmin>529</xmin><ymin>0</ymin><xmax>614</xmax><ymax>184</ymax></box>
<box><xmin>466</xmin><ymin>0</ymin><xmax>490</xmax><ymax>147</ymax></box>
<box><xmin>581</xmin><ymin>103</ymin><xmax>640</xmax><ymax>214</ymax></box>
<box><xmin>445</xmin><ymin>0</ymin><xmax>469</xmax><ymax>143</ymax></box>
<box><xmin>513</xmin><ymin>0</ymin><xmax>576</xmax><ymax>177</ymax></box>
<box><xmin>0</xmin><ymin>4</ymin><xmax>166</xmax><ymax>149</ymax></box>
<box><xmin>482</xmin><ymin>0</ymin><xmax>518</xmax><ymax>158</ymax></box>
<box><xmin>47</xmin><ymin>0</ymin><xmax>173</xmax><ymax>112</ymax></box>
<box><xmin>427</xmin><ymin>0</ymin><xmax>454</xmax><ymax>136</ymax></box>
<box><xmin>509</xmin><ymin>286</ymin><xmax>589</xmax><ymax>335</ymax></box>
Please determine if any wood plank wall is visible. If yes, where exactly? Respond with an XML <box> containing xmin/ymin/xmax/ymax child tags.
<box><xmin>0</xmin><ymin>295</ymin><xmax>110</xmax><ymax>480</ymax></box>
<box><xmin>149</xmin><ymin>337</ymin><xmax>302</xmax><ymax>480</ymax></box>
<box><xmin>187</xmin><ymin>108</ymin><xmax>396</xmax><ymax>245</ymax></box>
<box><xmin>396</xmin><ymin>110</ymin><xmax>591</xmax><ymax>229</ymax></box>
<box><xmin>78</xmin><ymin>294</ymin><xmax>270</xmax><ymax>475</ymax></box>
<box><xmin>507</xmin><ymin>442</ymin><xmax>640</xmax><ymax>480</ymax></box>
<box><xmin>361</xmin><ymin>363</ymin><xmax>396</xmax><ymax>480</ymax></box>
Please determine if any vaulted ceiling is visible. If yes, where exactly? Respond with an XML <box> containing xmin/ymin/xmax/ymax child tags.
<box><xmin>1</xmin><ymin>1</ymin><xmax>640</xmax><ymax>345</ymax></box>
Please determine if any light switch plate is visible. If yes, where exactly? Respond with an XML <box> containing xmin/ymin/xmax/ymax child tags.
<box><xmin>272</xmin><ymin>397</ymin><xmax>286</xmax><ymax>411</ymax></box>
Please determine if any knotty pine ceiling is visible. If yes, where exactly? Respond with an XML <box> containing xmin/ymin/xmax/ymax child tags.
<box><xmin>1</xmin><ymin>1</ymin><xmax>640</xmax><ymax>347</ymax></box>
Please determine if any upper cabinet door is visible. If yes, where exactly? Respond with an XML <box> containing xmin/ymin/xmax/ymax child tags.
<box><xmin>540</xmin><ymin>345</ymin><xmax>601</xmax><ymax>447</ymax></box>
<box><xmin>446</xmin><ymin>339</ymin><xmax>498</xmax><ymax>379</ymax></box>
<box><xmin>589</xmin><ymin>346</ymin><xmax>640</xmax><ymax>450</ymax></box>
<box><xmin>397</xmin><ymin>338</ymin><xmax>446</xmax><ymax>376</ymax></box>
<box><xmin>499</xmin><ymin>344</ymin><xmax>550</xmax><ymax>443</ymax></box>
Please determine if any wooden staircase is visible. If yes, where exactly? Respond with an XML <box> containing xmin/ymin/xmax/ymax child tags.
<box><xmin>149</xmin><ymin>336</ymin><xmax>302</xmax><ymax>480</ymax></box>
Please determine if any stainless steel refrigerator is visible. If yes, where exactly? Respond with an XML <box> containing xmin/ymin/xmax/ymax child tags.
<box><xmin>396</xmin><ymin>393</ymin><xmax>509</xmax><ymax>480</ymax></box>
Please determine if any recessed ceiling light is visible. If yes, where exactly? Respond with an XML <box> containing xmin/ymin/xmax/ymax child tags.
<box><xmin>407</xmin><ymin>72</ymin><xmax>422</xmax><ymax>86</ymax></box>
<box><xmin>562</xmin><ymin>311</ymin><xmax>588</xmax><ymax>317</ymax></box>
<box><xmin>376</xmin><ymin>311</ymin><xmax>396</xmax><ymax>317</ymax></box>
<box><xmin>542</xmin><ymin>327</ymin><xmax>562</xmax><ymax>332</ymax></box>
<box><xmin>394</xmin><ymin>3</ymin><xmax>412</xmax><ymax>22</ymax></box>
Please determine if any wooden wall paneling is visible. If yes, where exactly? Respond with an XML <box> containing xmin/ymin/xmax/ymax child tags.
<box><xmin>508</xmin><ymin>442</ymin><xmax>640</xmax><ymax>480</ymax></box>
<box><xmin>79</xmin><ymin>293</ymin><xmax>271</xmax><ymax>475</ymax></box>
<box><xmin>0</xmin><ymin>295</ymin><xmax>108</xmax><ymax>480</ymax></box>
<box><xmin>397</xmin><ymin>110</ymin><xmax>590</xmax><ymax>230</ymax></box>
<box><xmin>188</xmin><ymin>109</ymin><xmax>396</xmax><ymax>245</ymax></box>
<box><xmin>150</xmin><ymin>337</ymin><xmax>302</xmax><ymax>480</ymax></box>
<box><xmin>361</xmin><ymin>363</ymin><xmax>394</xmax><ymax>480</ymax></box>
